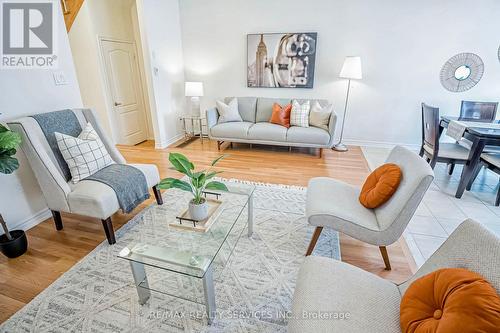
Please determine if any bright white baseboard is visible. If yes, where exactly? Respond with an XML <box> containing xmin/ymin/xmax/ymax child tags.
<box><xmin>9</xmin><ymin>208</ymin><xmax>52</xmax><ymax>232</ymax></box>
<box><xmin>342</xmin><ymin>139</ymin><xmax>420</xmax><ymax>150</ymax></box>
<box><xmin>154</xmin><ymin>134</ymin><xmax>184</xmax><ymax>149</ymax></box>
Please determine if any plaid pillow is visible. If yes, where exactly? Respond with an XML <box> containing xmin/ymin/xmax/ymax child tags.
<box><xmin>55</xmin><ymin>122</ymin><xmax>114</xmax><ymax>183</ymax></box>
<box><xmin>290</xmin><ymin>100</ymin><xmax>311</xmax><ymax>127</ymax></box>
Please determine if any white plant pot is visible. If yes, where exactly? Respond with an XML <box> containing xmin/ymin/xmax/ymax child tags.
<box><xmin>188</xmin><ymin>198</ymin><xmax>209</xmax><ymax>221</ymax></box>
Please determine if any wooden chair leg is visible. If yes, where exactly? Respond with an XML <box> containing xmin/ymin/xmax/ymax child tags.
<box><xmin>101</xmin><ymin>217</ymin><xmax>116</xmax><ymax>245</ymax></box>
<box><xmin>318</xmin><ymin>148</ymin><xmax>323</xmax><ymax>158</ymax></box>
<box><xmin>306</xmin><ymin>227</ymin><xmax>323</xmax><ymax>256</ymax></box>
<box><xmin>466</xmin><ymin>163</ymin><xmax>482</xmax><ymax>191</ymax></box>
<box><xmin>217</xmin><ymin>141</ymin><xmax>221</xmax><ymax>151</ymax></box>
<box><xmin>379</xmin><ymin>246</ymin><xmax>392</xmax><ymax>270</ymax></box>
<box><xmin>230</xmin><ymin>142</ymin><xmax>233</xmax><ymax>148</ymax></box>
<box><xmin>51</xmin><ymin>210</ymin><xmax>63</xmax><ymax>230</ymax></box>
<box><xmin>448</xmin><ymin>163</ymin><xmax>455</xmax><ymax>175</ymax></box>
<box><xmin>152</xmin><ymin>185</ymin><xmax>163</xmax><ymax>205</ymax></box>
<box><xmin>429</xmin><ymin>157</ymin><xmax>437</xmax><ymax>169</ymax></box>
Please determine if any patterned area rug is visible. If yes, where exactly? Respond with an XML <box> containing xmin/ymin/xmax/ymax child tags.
<box><xmin>1</xmin><ymin>180</ymin><xmax>340</xmax><ymax>333</ymax></box>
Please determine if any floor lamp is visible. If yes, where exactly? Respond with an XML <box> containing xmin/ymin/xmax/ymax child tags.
<box><xmin>333</xmin><ymin>56</ymin><xmax>362</xmax><ymax>152</ymax></box>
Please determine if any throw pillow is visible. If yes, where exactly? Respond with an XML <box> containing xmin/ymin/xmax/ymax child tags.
<box><xmin>55</xmin><ymin>122</ymin><xmax>114</xmax><ymax>183</ymax></box>
<box><xmin>269</xmin><ymin>103</ymin><xmax>292</xmax><ymax>128</ymax></box>
<box><xmin>359</xmin><ymin>163</ymin><xmax>402</xmax><ymax>208</ymax></box>
<box><xmin>309</xmin><ymin>101</ymin><xmax>333</xmax><ymax>131</ymax></box>
<box><xmin>290</xmin><ymin>100</ymin><xmax>311</xmax><ymax>127</ymax></box>
<box><xmin>216</xmin><ymin>98</ymin><xmax>242</xmax><ymax>123</ymax></box>
<box><xmin>400</xmin><ymin>268</ymin><xmax>500</xmax><ymax>333</ymax></box>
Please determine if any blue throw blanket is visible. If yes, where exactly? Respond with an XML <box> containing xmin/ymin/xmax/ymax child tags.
<box><xmin>85</xmin><ymin>164</ymin><xmax>150</xmax><ymax>213</ymax></box>
<box><xmin>31</xmin><ymin>109</ymin><xmax>150</xmax><ymax>213</ymax></box>
<box><xmin>31</xmin><ymin>109</ymin><xmax>82</xmax><ymax>181</ymax></box>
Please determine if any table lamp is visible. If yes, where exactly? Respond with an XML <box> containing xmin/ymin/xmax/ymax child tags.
<box><xmin>333</xmin><ymin>56</ymin><xmax>362</xmax><ymax>152</ymax></box>
<box><xmin>185</xmin><ymin>81</ymin><xmax>204</xmax><ymax>116</ymax></box>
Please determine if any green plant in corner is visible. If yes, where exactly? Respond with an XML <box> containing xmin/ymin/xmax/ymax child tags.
<box><xmin>158</xmin><ymin>153</ymin><xmax>229</xmax><ymax>205</ymax></box>
<box><xmin>0</xmin><ymin>123</ymin><xmax>22</xmax><ymax>241</ymax></box>
<box><xmin>0</xmin><ymin>124</ymin><xmax>21</xmax><ymax>175</ymax></box>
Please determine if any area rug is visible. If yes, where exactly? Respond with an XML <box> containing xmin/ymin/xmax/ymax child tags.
<box><xmin>0</xmin><ymin>179</ymin><xmax>340</xmax><ymax>333</ymax></box>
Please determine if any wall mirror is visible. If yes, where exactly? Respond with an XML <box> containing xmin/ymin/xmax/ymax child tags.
<box><xmin>440</xmin><ymin>53</ymin><xmax>484</xmax><ymax>92</ymax></box>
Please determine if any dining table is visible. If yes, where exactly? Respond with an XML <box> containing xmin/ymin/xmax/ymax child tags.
<box><xmin>440</xmin><ymin>116</ymin><xmax>500</xmax><ymax>198</ymax></box>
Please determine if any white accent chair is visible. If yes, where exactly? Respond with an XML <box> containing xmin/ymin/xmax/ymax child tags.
<box><xmin>289</xmin><ymin>219</ymin><xmax>500</xmax><ymax>333</ymax></box>
<box><xmin>305</xmin><ymin>146</ymin><xmax>434</xmax><ymax>269</ymax></box>
<box><xmin>8</xmin><ymin>109</ymin><xmax>162</xmax><ymax>245</ymax></box>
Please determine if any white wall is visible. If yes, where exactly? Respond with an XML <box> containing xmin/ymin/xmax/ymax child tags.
<box><xmin>136</xmin><ymin>0</ymin><xmax>186</xmax><ymax>148</ymax></box>
<box><xmin>69</xmin><ymin>0</ymin><xmax>154</xmax><ymax>142</ymax></box>
<box><xmin>0</xmin><ymin>1</ymin><xmax>82</xmax><ymax>230</ymax></box>
<box><xmin>179</xmin><ymin>0</ymin><xmax>500</xmax><ymax>147</ymax></box>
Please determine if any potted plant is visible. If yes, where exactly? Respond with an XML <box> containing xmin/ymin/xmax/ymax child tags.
<box><xmin>158</xmin><ymin>153</ymin><xmax>228</xmax><ymax>221</ymax></box>
<box><xmin>0</xmin><ymin>123</ymin><xmax>28</xmax><ymax>258</ymax></box>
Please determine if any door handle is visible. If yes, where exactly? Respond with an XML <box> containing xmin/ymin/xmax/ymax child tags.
<box><xmin>114</xmin><ymin>102</ymin><xmax>122</xmax><ymax>106</ymax></box>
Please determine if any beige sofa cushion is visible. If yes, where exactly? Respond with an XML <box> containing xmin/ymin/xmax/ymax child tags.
<box><xmin>287</xmin><ymin>126</ymin><xmax>330</xmax><ymax>145</ymax></box>
<box><xmin>210</xmin><ymin>122</ymin><xmax>253</xmax><ymax>139</ymax></box>
<box><xmin>247</xmin><ymin>123</ymin><xmax>287</xmax><ymax>141</ymax></box>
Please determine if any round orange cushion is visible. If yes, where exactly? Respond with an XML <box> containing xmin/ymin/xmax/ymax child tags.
<box><xmin>359</xmin><ymin>163</ymin><xmax>402</xmax><ymax>208</ymax></box>
<box><xmin>400</xmin><ymin>268</ymin><xmax>500</xmax><ymax>333</ymax></box>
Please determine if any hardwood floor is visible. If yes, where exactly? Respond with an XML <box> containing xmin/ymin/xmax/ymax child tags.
<box><xmin>0</xmin><ymin>139</ymin><xmax>414</xmax><ymax>323</ymax></box>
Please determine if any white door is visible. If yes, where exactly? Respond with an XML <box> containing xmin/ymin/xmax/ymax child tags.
<box><xmin>101</xmin><ymin>39</ymin><xmax>148</xmax><ymax>145</ymax></box>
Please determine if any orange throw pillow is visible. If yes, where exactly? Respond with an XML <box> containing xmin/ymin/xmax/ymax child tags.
<box><xmin>400</xmin><ymin>268</ymin><xmax>500</xmax><ymax>333</ymax></box>
<box><xmin>359</xmin><ymin>163</ymin><xmax>402</xmax><ymax>208</ymax></box>
<box><xmin>269</xmin><ymin>103</ymin><xmax>292</xmax><ymax>128</ymax></box>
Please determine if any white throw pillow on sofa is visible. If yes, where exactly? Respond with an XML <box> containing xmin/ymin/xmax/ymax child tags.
<box><xmin>309</xmin><ymin>101</ymin><xmax>333</xmax><ymax>131</ymax></box>
<box><xmin>55</xmin><ymin>122</ymin><xmax>114</xmax><ymax>183</ymax></box>
<box><xmin>216</xmin><ymin>98</ymin><xmax>242</xmax><ymax>123</ymax></box>
<box><xmin>290</xmin><ymin>100</ymin><xmax>311</xmax><ymax>127</ymax></box>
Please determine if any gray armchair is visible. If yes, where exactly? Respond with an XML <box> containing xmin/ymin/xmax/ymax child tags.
<box><xmin>8</xmin><ymin>108</ymin><xmax>162</xmax><ymax>244</ymax></box>
<box><xmin>289</xmin><ymin>219</ymin><xmax>500</xmax><ymax>333</ymax></box>
<box><xmin>305</xmin><ymin>146</ymin><xmax>434</xmax><ymax>269</ymax></box>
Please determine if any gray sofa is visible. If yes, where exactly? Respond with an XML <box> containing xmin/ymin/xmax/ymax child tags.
<box><xmin>206</xmin><ymin>97</ymin><xmax>337</xmax><ymax>155</ymax></box>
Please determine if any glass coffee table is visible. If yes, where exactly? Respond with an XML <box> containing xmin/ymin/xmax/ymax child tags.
<box><xmin>118</xmin><ymin>183</ymin><xmax>255</xmax><ymax>324</ymax></box>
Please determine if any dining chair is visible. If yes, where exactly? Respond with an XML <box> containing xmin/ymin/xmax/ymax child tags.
<box><xmin>419</xmin><ymin>103</ymin><xmax>470</xmax><ymax>173</ymax></box>
<box><xmin>459</xmin><ymin>101</ymin><xmax>498</xmax><ymax>123</ymax></box>
<box><xmin>467</xmin><ymin>153</ymin><xmax>500</xmax><ymax>206</ymax></box>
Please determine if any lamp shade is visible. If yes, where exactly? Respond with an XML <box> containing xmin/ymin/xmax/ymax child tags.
<box><xmin>339</xmin><ymin>56</ymin><xmax>362</xmax><ymax>79</ymax></box>
<box><xmin>185</xmin><ymin>82</ymin><xmax>204</xmax><ymax>97</ymax></box>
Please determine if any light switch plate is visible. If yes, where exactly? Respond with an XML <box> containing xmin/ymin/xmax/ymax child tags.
<box><xmin>52</xmin><ymin>71</ymin><xmax>67</xmax><ymax>85</ymax></box>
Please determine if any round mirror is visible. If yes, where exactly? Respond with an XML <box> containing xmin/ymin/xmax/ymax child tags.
<box><xmin>454</xmin><ymin>65</ymin><xmax>471</xmax><ymax>81</ymax></box>
<box><xmin>440</xmin><ymin>53</ymin><xmax>484</xmax><ymax>92</ymax></box>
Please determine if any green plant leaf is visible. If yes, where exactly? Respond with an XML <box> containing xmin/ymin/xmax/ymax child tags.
<box><xmin>205</xmin><ymin>181</ymin><xmax>228</xmax><ymax>192</ymax></box>
<box><xmin>157</xmin><ymin>178</ymin><xmax>193</xmax><ymax>193</ymax></box>
<box><xmin>0</xmin><ymin>148</ymin><xmax>16</xmax><ymax>156</ymax></box>
<box><xmin>211</xmin><ymin>154</ymin><xmax>228</xmax><ymax>166</ymax></box>
<box><xmin>168</xmin><ymin>153</ymin><xmax>194</xmax><ymax>176</ymax></box>
<box><xmin>0</xmin><ymin>155</ymin><xmax>19</xmax><ymax>174</ymax></box>
<box><xmin>0</xmin><ymin>130</ymin><xmax>21</xmax><ymax>151</ymax></box>
<box><xmin>205</xmin><ymin>171</ymin><xmax>222</xmax><ymax>181</ymax></box>
<box><xmin>0</xmin><ymin>124</ymin><xmax>9</xmax><ymax>133</ymax></box>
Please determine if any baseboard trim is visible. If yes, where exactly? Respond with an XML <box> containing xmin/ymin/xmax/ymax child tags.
<box><xmin>9</xmin><ymin>208</ymin><xmax>52</xmax><ymax>232</ymax></box>
<box><xmin>343</xmin><ymin>139</ymin><xmax>420</xmax><ymax>150</ymax></box>
<box><xmin>154</xmin><ymin>134</ymin><xmax>184</xmax><ymax>149</ymax></box>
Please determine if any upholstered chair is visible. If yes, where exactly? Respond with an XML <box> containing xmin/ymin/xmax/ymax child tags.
<box><xmin>8</xmin><ymin>108</ymin><xmax>162</xmax><ymax>245</ymax></box>
<box><xmin>289</xmin><ymin>219</ymin><xmax>500</xmax><ymax>333</ymax></box>
<box><xmin>305</xmin><ymin>146</ymin><xmax>434</xmax><ymax>270</ymax></box>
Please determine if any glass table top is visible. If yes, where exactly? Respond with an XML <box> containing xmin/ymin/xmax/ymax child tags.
<box><xmin>118</xmin><ymin>182</ymin><xmax>255</xmax><ymax>278</ymax></box>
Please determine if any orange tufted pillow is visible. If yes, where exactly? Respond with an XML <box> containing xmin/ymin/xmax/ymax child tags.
<box><xmin>269</xmin><ymin>103</ymin><xmax>292</xmax><ymax>128</ymax></box>
<box><xmin>400</xmin><ymin>268</ymin><xmax>500</xmax><ymax>333</ymax></box>
<box><xmin>359</xmin><ymin>163</ymin><xmax>402</xmax><ymax>208</ymax></box>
